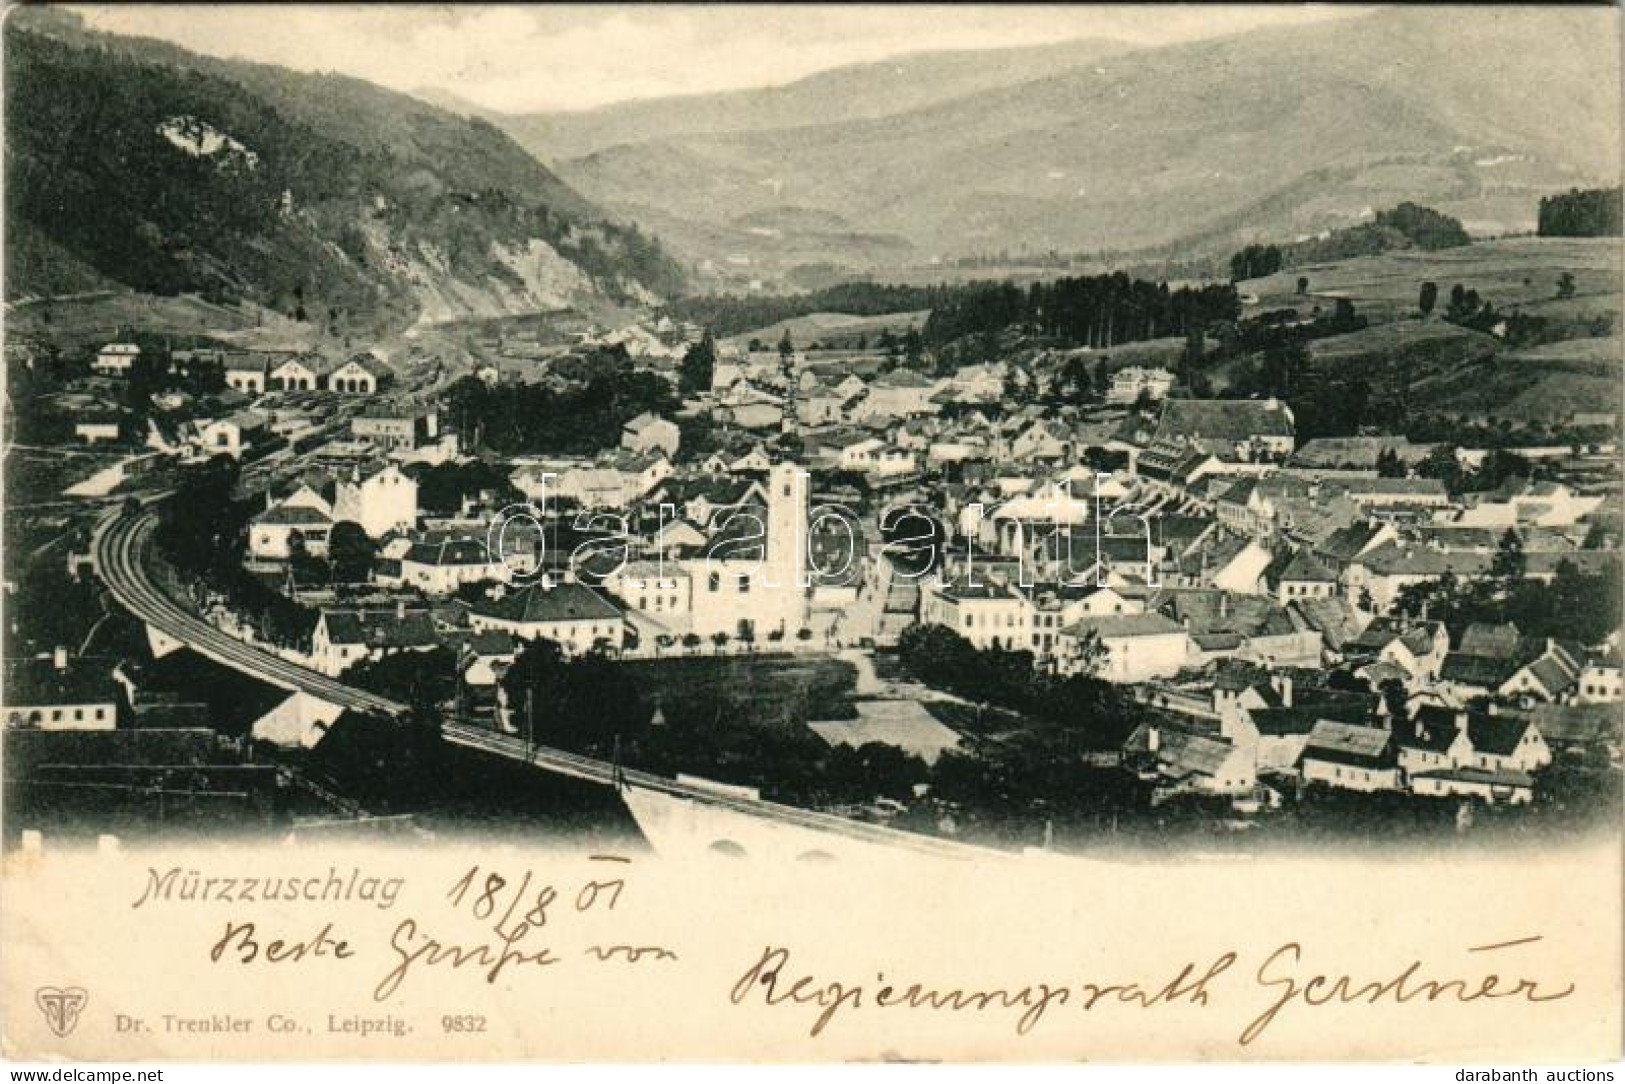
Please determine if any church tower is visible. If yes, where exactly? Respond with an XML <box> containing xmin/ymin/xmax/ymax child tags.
<box><xmin>764</xmin><ymin>460</ymin><xmax>808</xmax><ymax>625</ymax></box>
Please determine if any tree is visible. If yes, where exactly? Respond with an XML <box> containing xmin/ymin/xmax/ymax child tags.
<box><xmin>679</xmin><ymin>330</ymin><xmax>717</xmax><ymax>395</ymax></box>
<box><xmin>1092</xmin><ymin>357</ymin><xmax>1110</xmax><ymax>399</ymax></box>
<box><xmin>1051</xmin><ymin>356</ymin><xmax>1095</xmax><ymax>406</ymax></box>
<box><xmin>286</xmin><ymin>533</ymin><xmax>325</xmax><ymax>588</ymax></box>
<box><xmin>1538</xmin><ymin>187</ymin><xmax>1623</xmax><ymax>238</ymax></box>
<box><xmin>1490</xmin><ymin>528</ymin><xmax>1526</xmax><ymax>585</ymax></box>
<box><xmin>1181</xmin><ymin>326</ymin><xmax>1205</xmax><ymax>376</ymax></box>
<box><xmin>778</xmin><ymin>328</ymin><xmax>795</xmax><ymax>359</ymax></box>
<box><xmin>1418</xmin><ymin>444</ymin><xmax>1464</xmax><ymax>495</ymax></box>
<box><xmin>1418</xmin><ymin>281</ymin><xmax>1438</xmax><ymax>317</ymax></box>
<box><xmin>1296</xmin><ymin>276</ymin><xmax>1309</xmax><ymax>296</ymax></box>
<box><xmin>500</xmin><ymin>639</ymin><xmax>644</xmax><ymax>756</ymax></box>
<box><xmin>1556</xmin><ymin>272</ymin><xmax>1576</xmax><ymax>300</ymax></box>
<box><xmin>328</xmin><ymin>521</ymin><xmax>376</xmax><ymax>584</ymax></box>
<box><xmin>1068</xmin><ymin>630</ymin><xmax>1107</xmax><ymax>679</ymax></box>
<box><xmin>1375</xmin><ymin>447</ymin><xmax>1405</xmax><ymax>478</ymax></box>
<box><xmin>1373</xmin><ymin>203</ymin><xmax>1471</xmax><ymax>250</ymax></box>
<box><xmin>1379</xmin><ymin>678</ymin><xmax>1411</xmax><ymax>738</ymax></box>
<box><xmin>349</xmin><ymin>646</ymin><xmax>458</xmax><ymax>712</ymax></box>
<box><xmin>1258</xmin><ymin>340</ymin><xmax>1310</xmax><ymax>399</ymax></box>
<box><xmin>903</xmin><ymin>326</ymin><xmax>925</xmax><ymax>370</ymax></box>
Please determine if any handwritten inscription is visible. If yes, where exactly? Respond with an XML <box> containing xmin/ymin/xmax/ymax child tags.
<box><xmin>728</xmin><ymin>937</ymin><xmax>1575</xmax><ymax>1043</ymax></box>
<box><xmin>149</xmin><ymin>862</ymin><xmax>1577</xmax><ymax>1049</ymax></box>
<box><xmin>210</xmin><ymin>921</ymin><xmax>355</xmax><ymax>965</ymax></box>
<box><xmin>1240</xmin><ymin>936</ymin><xmax>1575</xmax><ymax>1045</ymax></box>
<box><xmin>731</xmin><ymin>945</ymin><xmax>1235</xmax><ymax>1037</ymax></box>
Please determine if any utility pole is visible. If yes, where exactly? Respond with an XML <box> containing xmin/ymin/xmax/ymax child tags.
<box><xmin>524</xmin><ymin>686</ymin><xmax>535</xmax><ymax>762</ymax></box>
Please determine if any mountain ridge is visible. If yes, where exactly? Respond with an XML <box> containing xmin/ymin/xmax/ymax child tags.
<box><xmin>445</xmin><ymin>35</ymin><xmax>1138</xmax><ymax>163</ymax></box>
<box><xmin>3</xmin><ymin>8</ymin><xmax>684</xmax><ymax>328</ymax></box>
<box><xmin>478</xmin><ymin>7</ymin><xmax>1620</xmax><ymax>280</ymax></box>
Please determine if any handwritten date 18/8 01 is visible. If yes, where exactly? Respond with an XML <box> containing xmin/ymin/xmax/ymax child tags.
<box><xmin>446</xmin><ymin>862</ymin><xmax>626</xmax><ymax>943</ymax></box>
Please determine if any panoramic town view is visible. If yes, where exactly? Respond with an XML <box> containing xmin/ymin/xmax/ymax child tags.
<box><xmin>4</xmin><ymin>5</ymin><xmax>1621</xmax><ymax>858</ymax></box>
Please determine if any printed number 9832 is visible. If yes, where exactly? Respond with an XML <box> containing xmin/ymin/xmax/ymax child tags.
<box><xmin>442</xmin><ymin>1015</ymin><xmax>487</xmax><ymax>1033</ymax></box>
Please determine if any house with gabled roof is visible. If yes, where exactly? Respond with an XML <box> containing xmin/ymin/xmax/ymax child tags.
<box><xmin>1299</xmin><ymin>720</ymin><xmax>1398</xmax><ymax>792</ymax></box>
<box><xmin>92</xmin><ymin>342</ymin><xmax>141</xmax><ymax>376</ymax></box>
<box><xmin>1398</xmin><ymin>704</ymin><xmax>1541</xmax><ymax>804</ymax></box>
<box><xmin>333</xmin><ymin>462</ymin><xmax>418</xmax><ymax>538</ymax></box>
<box><xmin>1270</xmin><ymin>549</ymin><xmax>1339</xmax><ymax>602</ymax></box>
<box><xmin>250</xmin><ymin>485</ymin><xmax>335</xmax><ymax>561</ymax></box>
<box><xmin>195</xmin><ymin>409</ymin><xmax>271</xmax><ymax>459</ymax></box>
<box><xmin>269</xmin><ymin>353</ymin><xmax>331</xmax><ymax>392</ymax></box>
<box><xmin>468</xmin><ymin>583</ymin><xmax>626</xmax><ymax>656</ymax></box>
<box><xmin>310</xmin><ymin>605</ymin><xmax>439</xmax><ymax>676</ymax></box>
<box><xmin>1010</xmin><ymin>419</ymin><xmax>1073</xmax><ymax>462</ymax></box>
<box><xmin>621</xmin><ymin>411</ymin><xmax>680</xmax><ymax>457</ymax></box>
<box><xmin>1497</xmin><ymin>640</ymin><xmax>1584</xmax><ymax>703</ymax></box>
<box><xmin>861</xmin><ymin>368</ymin><xmax>941</xmax><ymax>420</ymax></box>
<box><xmin>1312</xmin><ymin>521</ymin><xmax>1398</xmax><ymax>575</ymax></box>
<box><xmin>1347</xmin><ymin>617</ymin><xmax>1450</xmax><ymax>686</ymax></box>
<box><xmin>1287</xmin><ymin>595</ymin><xmax>1370</xmax><ymax>658</ymax></box>
<box><xmin>1576</xmin><ymin>649</ymin><xmax>1622</xmax><ymax>704</ymax></box>
<box><xmin>1123</xmin><ymin>721</ymin><xmax>1257</xmax><ymax>798</ymax></box>
<box><xmin>326</xmin><ymin>351</ymin><xmax>391</xmax><ymax>395</ymax></box>
<box><xmin>224</xmin><ymin>353</ymin><xmax>271</xmax><ymax>395</ymax></box>
<box><xmin>399</xmin><ymin>536</ymin><xmax>495</xmax><ymax>596</ymax></box>
<box><xmin>1396</xmin><ymin>705</ymin><xmax>1475</xmax><ymax>777</ymax></box>
<box><xmin>1133</xmin><ymin>440</ymin><xmax>1222</xmax><ymax>493</ymax></box>
<box><xmin>1060</xmin><ymin>612</ymin><xmax>1190</xmax><ymax>682</ymax></box>
<box><xmin>1153</xmin><ymin>398</ymin><xmax>1296</xmax><ymax>461</ymax></box>
<box><xmin>3</xmin><ymin>650</ymin><xmax>121</xmax><ymax>730</ymax></box>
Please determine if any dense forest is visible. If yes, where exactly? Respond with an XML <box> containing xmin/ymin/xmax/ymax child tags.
<box><xmin>922</xmin><ymin>274</ymin><xmax>1239</xmax><ymax>350</ymax></box>
<box><xmin>1537</xmin><ymin>187</ymin><xmax>1623</xmax><ymax>237</ymax></box>
<box><xmin>1230</xmin><ymin>203</ymin><xmax>1471</xmax><ymax>281</ymax></box>
<box><xmin>663</xmin><ymin>282</ymin><xmax>947</xmax><ymax>338</ymax></box>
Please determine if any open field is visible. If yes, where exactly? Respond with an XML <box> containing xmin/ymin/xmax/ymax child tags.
<box><xmin>3</xmin><ymin>446</ymin><xmax>127</xmax><ymax>507</ymax></box>
<box><xmin>724</xmin><ymin>309</ymin><xmax>931</xmax><ymax>350</ymax></box>
<box><xmin>1413</xmin><ymin>335</ymin><xmax>1623</xmax><ymax>424</ymax></box>
<box><xmin>620</xmin><ymin>653</ymin><xmax>859</xmax><ymax>731</ymax></box>
<box><xmin>1242</xmin><ymin>236</ymin><xmax>1622</xmax><ymax>326</ymax></box>
<box><xmin>5</xmin><ymin>291</ymin><xmax>317</xmax><ymax>353</ymax></box>
<box><xmin>1050</xmin><ymin>335</ymin><xmax>1189</xmax><ymax>371</ymax></box>
<box><xmin>1307</xmin><ymin>318</ymin><xmax>1500</xmax><ymax>366</ymax></box>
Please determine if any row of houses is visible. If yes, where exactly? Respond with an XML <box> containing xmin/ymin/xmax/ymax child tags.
<box><xmin>91</xmin><ymin>342</ymin><xmax>393</xmax><ymax>397</ymax></box>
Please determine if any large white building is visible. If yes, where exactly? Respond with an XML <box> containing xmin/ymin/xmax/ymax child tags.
<box><xmin>92</xmin><ymin>343</ymin><xmax>141</xmax><ymax>376</ymax></box>
<box><xmin>333</xmin><ymin>463</ymin><xmax>418</xmax><ymax>538</ymax></box>
<box><xmin>250</xmin><ymin>485</ymin><xmax>335</xmax><ymax>561</ymax></box>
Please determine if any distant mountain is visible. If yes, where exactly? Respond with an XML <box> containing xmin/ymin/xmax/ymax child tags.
<box><xmin>3</xmin><ymin>9</ymin><xmax>684</xmax><ymax>328</ymax></box>
<box><xmin>487</xmin><ymin>7</ymin><xmax>1620</xmax><ymax>276</ymax></box>
<box><xmin>479</xmin><ymin>36</ymin><xmax>1136</xmax><ymax>163</ymax></box>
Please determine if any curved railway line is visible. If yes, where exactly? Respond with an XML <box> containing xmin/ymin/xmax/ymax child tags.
<box><xmin>93</xmin><ymin>507</ymin><xmax>982</xmax><ymax>858</ymax></box>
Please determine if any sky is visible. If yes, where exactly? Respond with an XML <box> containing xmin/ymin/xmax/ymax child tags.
<box><xmin>70</xmin><ymin>4</ymin><xmax>1368</xmax><ymax>114</ymax></box>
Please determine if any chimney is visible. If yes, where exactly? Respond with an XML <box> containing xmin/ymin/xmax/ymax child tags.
<box><xmin>396</xmin><ymin>599</ymin><xmax>406</xmax><ymax>621</ymax></box>
<box><xmin>1272</xmin><ymin>673</ymin><xmax>1293</xmax><ymax>708</ymax></box>
<box><xmin>53</xmin><ymin>646</ymin><xmax>68</xmax><ymax>671</ymax></box>
<box><xmin>1147</xmin><ymin>726</ymin><xmax>1160</xmax><ymax>753</ymax></box>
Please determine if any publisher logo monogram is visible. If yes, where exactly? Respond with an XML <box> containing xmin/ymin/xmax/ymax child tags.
<box><xmin>35</xmin><ymin>986</ymin><xmax>88</xmax><ymax>1037</ymax></box>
